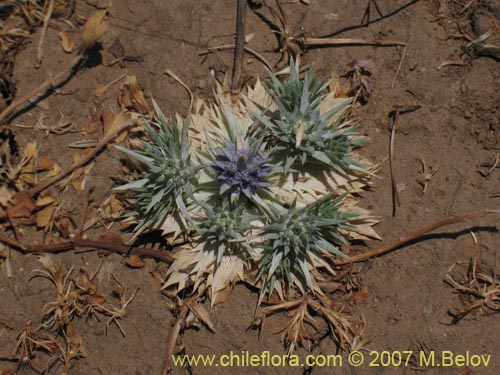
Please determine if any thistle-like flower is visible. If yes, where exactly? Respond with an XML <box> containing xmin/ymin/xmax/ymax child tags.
<box><xmin>115</xmin><ymin>101</ymin><xmax>200</xmax><ymax>234</ymax></box>
<box><xmin>265</xmin><ymin>58</ymin><xmax>330</xmax><ymax>112</ymax></box>
<box><xmin>197</xmin><ymin>199</ymin><xmax>252</xmax><ymax>262</ymax></box>
<box><xmin>256</xmin><ymin>59</ymin><xmax>367</xmax><ymax>175</ymax></box>
<box><xmin>257</xmin><ymin>194</ymin><xmax>355</xmax><ymax>295</ymax></box>
<box><xmin>207</xmin><ymin>137</ymin><xmax>273</xmax><ymax>203</ymax></box>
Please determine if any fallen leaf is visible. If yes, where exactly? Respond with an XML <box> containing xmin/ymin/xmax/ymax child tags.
<box><xmin>98</xmin><ymin>232</ymin><xmax>124</xmax><ymax>245</ymax></box>
<box><xmin>125</xmin><ymin>254</ymin><xmax>145</xmax><ymax>268</ymax></box>
<box><xmin>36</xmin><ymin>204</ymin><xmax>57</xmax><ymax>228</ymax></box>
<box><xmin>36</xmin><ymin>196</ymin><xmax>55</xmax><ymax>207</ymax></box>
<box><xmin>102</xmin><ymin>109</ymin><xmax>131</xmax><ymax>137</ymax></box>
<box><xmin>119</xmin><ymin>75</ymin><xmax>149</xmax><ymax>114</ymax></box>
<box><xmin>56</xmin><ymin>216</ymin><xmax>72</xmax><ymax>238</ymax></box>
<box><xmin>46</xmin><ymin>163</ymin><xmax>61</xmax><ymax>177</ymax></box>
<box><xmin>37</xmin><ymin>155</ymin><xmax>53</xmax><ymax>171</ymax></box>
<box><xmin>81</xmin><ymin>9</ymin><xmax>108</xmax><ymax>50</ymax></box>
<box><xmin>8</xmin><ymin>191</ymin><xmax>36</xmax><ymax>218</ymax></box>
<box><xmin>0</xmin><ymin>185</ymin><xmax>13</xmax><ymax>207</ymax></box>
<box><xmin>58</xmin><ymin>31</ymin><xmax>74</xmax><ymax>53</ymax></box>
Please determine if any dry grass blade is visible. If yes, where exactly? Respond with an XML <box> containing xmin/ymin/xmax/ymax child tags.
<box><xmin>446</xmin><ymin>256</ymin><xmax>500</xmax><ymax>321</ymax></box>
<box><xmin>98</xmin><ymin>273</ymin><xmax>139</xmax><ymax>337</ymax></box>
<box><xmin>252</xmin><ymin>296</ymin><xmax>359</xmax><ymax>354</ymax></box>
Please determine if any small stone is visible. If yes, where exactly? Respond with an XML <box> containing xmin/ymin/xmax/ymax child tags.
<box><xmin>408</xmin><ymin>60</ymin><xmax>418</xmax><ymax>71</ymax></box>
<box><xmin>464</xmin><ymin>110</ymin><xmax>473</xmax><ymax>119</ymax></box>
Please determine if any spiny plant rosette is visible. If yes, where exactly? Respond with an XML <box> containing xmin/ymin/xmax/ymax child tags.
<box><xmin>117</xmin><ymin>60</ymin><xmax>379</xmax><ymax>350</ymax></box>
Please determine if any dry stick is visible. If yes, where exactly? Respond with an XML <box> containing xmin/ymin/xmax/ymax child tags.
<box><xmin>231</xmin><ymin>0</ymin><xmax>247</xmax><ymax>91</ymax></box>
<box><xmin>162</xmin><ymin>304</ymin><xmax>189</xmax><ymax>375</ymax></box>
<box><xmin>335</xmin><ymin>209</ymin><xmax>500</xmax><ymax>266</ymax></box>
<box><xmin>388</xmin><ymin>105</ymin><xmax>421</xmax><ymax>217</ymax></box>
<box><xmin>28</xmin><ymin>118</ymin><xmax>137</xmax><ymax>196</ymax></box>
<box><xmin>200</xmin><ymin>45</ymin><xmax>272</xmax><ymax>71</ymax></box>
<box><xmin>298</xmin><ymin>37</ymin><xmax>408</xmax><ymax>86</ymax></box>
<box><xmin>0</xmin><ymin>54</ymin><xmax>84</xmax><ymax>124</ymax></box>
<box><xmin>36</xmin><ymin>0</ymin><xmax>55</xmax><ymax>68</ymax></box>
<box><xmin>0</xmin><ymin>231</ymin><xmax>174</xmax><ymax>263</ymax></box>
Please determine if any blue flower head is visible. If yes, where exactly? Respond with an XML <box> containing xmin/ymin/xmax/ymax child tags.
<box><xmin>209</xmin><ymin>138</ymin><xmax>272</xmax><ymax>202</ymax></box>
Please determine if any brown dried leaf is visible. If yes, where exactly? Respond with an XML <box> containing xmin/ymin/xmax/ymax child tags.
<box><xmin>125</xmin><ymin>254</ymin><xmax>145</xmax><ymax>268</ymax></box>
<box><xmin>46</xmin><ymin>163</ymin><xmax>61</xmax><ymax>177</ymax></box>
<box><xmin>36</xmin><ymin>196</ymin><xmax>55</xmax><ymax>207</ymax></box>
<box><xmin>119</xmin><ymin>75</ymin><xmax>150</xmax><ymax>114</ymax></box>
<box><xmin>0</xmin><ymin>185</ymin><xmax>13</xmax><ymax>208</ymax></box>
<box><xmin>58</xmin><ymin>31</ymin><xmax>74</xmax><ymax>53</ymax></box>
<box><xmin>56</xmin><ymin>216</ymin><xmax>72</xmax><ymax>238</ymax></box>
<box><xmin>81</xmin><ymin>10</ymin><xmax>108</xmax><ymax>50</ymax></box>
<box><xmin>98</xmin><ymin>232</ymin><xmax>124</xmax><ymax>245</ymax></box>
<box><xmin>103</xmin><ymin>109</ymin><xmax>131</xmax><ymax>137</ymax></box>
<box><xmin>36</xmin><ymin>204</ymin><xmax>57</xmax><ymax>228</ymax></box>
<box><xmin>8</xmin><ymin>191</ymin><xmax>36</xmax><ymax>218</ymax></box>
<box><xmin>37</xmin><ymin>155</ymin><xmax>53</xmax><ymax>171</ymax></box>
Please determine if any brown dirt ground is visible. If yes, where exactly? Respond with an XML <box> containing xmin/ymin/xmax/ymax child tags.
<box><xmin>1</xmin><ymin>0</ymin><xmax>500</xmax><ymax>374</ymax></box>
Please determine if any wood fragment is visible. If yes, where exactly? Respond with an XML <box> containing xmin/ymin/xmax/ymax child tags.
<box><xmin>36</xmin><ymin>0</ymin><xmax>55</xmax><ymax>68</ymax></box>
<box><xmin>231</xmin><ymin>0</ymin><xmax>247</xmax><ymax>91</ymax></box>
<box><xmin>335</xmin><ymin>209</ymin><xmax>500</xmax><ymax>265</ymax></box>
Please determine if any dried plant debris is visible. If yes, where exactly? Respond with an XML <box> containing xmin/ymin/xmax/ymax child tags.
<box><xmin>465</xmin><ymin>22</ymin><xmax>500</xmax><ymax>61</ymax></box>
<box><xmin>446</xmin><ymin>256</ymin><xmax>500</xmax><ymax>322</ymax></box>
<box><xmin>13</xmin><ymin>256</ymin><xmax>138</xmax><ymax>374</ymax></box>
<box><xmin>117</xmin><ymin>60</ymin><xmax>379</xmax><ymax>352</ymax></box>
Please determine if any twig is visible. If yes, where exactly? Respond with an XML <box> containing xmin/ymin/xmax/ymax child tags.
<box><xmin>0</xmin><ymin>231</ymin><xmax>174</xmax><ymax>264</ymax></box>
<box><xmin>299</xmin><ymin>37</ymin><xmax>408</xmax><ymax>87</ymax></box>
<box><xmin>28</xmin><ymin>118</ymin><xmax>137</xmax><ymax>196</ymax></box>
<box><xmin>0</xmin><ymin>54</ymin><xmax>84</xmax><ymax>124</ymax></box>
<box><xmin>388</xmin><ymin>105</ymin><xmax>421</xmax><ymax>217</ymax></box>
<box><xmin>298</xmin><ymin>37</ymin><xmax>407</xmax><ymax>47</ymax></box>
<box><xmin>200</xmin><ymin>45</ymin><xmax>272</xmax><ymax>71</ymax></box>
<box><xmin>335</xmin><ymin>209</ymin><xmax>500</xmax><ymax>265</ymax></box>
<box><xmin>162</xmin><ymin>304</ymin><xmax>189</xmax><ymax>375</ymax></box>
<box><xmin>231</xmin><ymin>0</ymin><xmax>247</xmax><ymax>91</ymax></box>
<box><xmin>36</xmin><ymin>0</ymin><xmax>55</xmax><ymax>68</ymax></box>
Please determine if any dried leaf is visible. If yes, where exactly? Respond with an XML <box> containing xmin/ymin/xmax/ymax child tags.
<box><xmin>98</xmin><ymin>232</ymin><xmax>124</xmax><ymax>245</ymax></box>
<box><xmin>125</xmin><ymin>254</ymin><xmax>145</xmax><ymax>268</ymax></box>
<box><xmin>36</xmin><ymin>204</ymin><xmax>57</xmax><ymax>228</ymax></box>
<box><xmin>58</xmin><ymin>31</ymin><xmax>74</xmax><ymax>53</ymax></box>
<box><xmin>103</xmin><ymin>110</ymin><xmax>131</xmax><ymax>137</ymax></box>
<box><xmin>46</xmin><ymin>163</ymin><xmax>61</xmax><ymax>177</ymax></box>
<box><xmin>8</xmin><ymin>191</ymin><xmax>35</xmax><ymax>218</ymax></box>
<box><xmin>36</xmin><ymin>196</ymin><xmax>55</xmax><ymax>207</ymax></box>
<box><xmin>81</xmin><ymin>9</ymin><xmax>108</xmax><ymax>50</ymax></box>
<box><xmin>37</xmin><ymin>155</ymin><xmax>53</xmax><ymax>171</ymax></box>
<box><xmin>119</xmin><ymin>76</ymin><xmax>149</xmax><ymax>114</ymax></box>
<box><xmin>0</xmin><ymin>185</ymin><xmax>13</xmax><ymax>207</ymax></box>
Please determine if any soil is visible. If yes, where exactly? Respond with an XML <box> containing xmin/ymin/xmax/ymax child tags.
<box><xmin>1</xmin><ymin>0</ymin><xmax>500</xmax><ymax>374</ymax></box>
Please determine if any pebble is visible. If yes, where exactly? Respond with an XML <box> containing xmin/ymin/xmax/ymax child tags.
<box><xmin>464</xmin><ymin>110</ymin><xmax>473</xmax><ymax>119</ymax></box>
